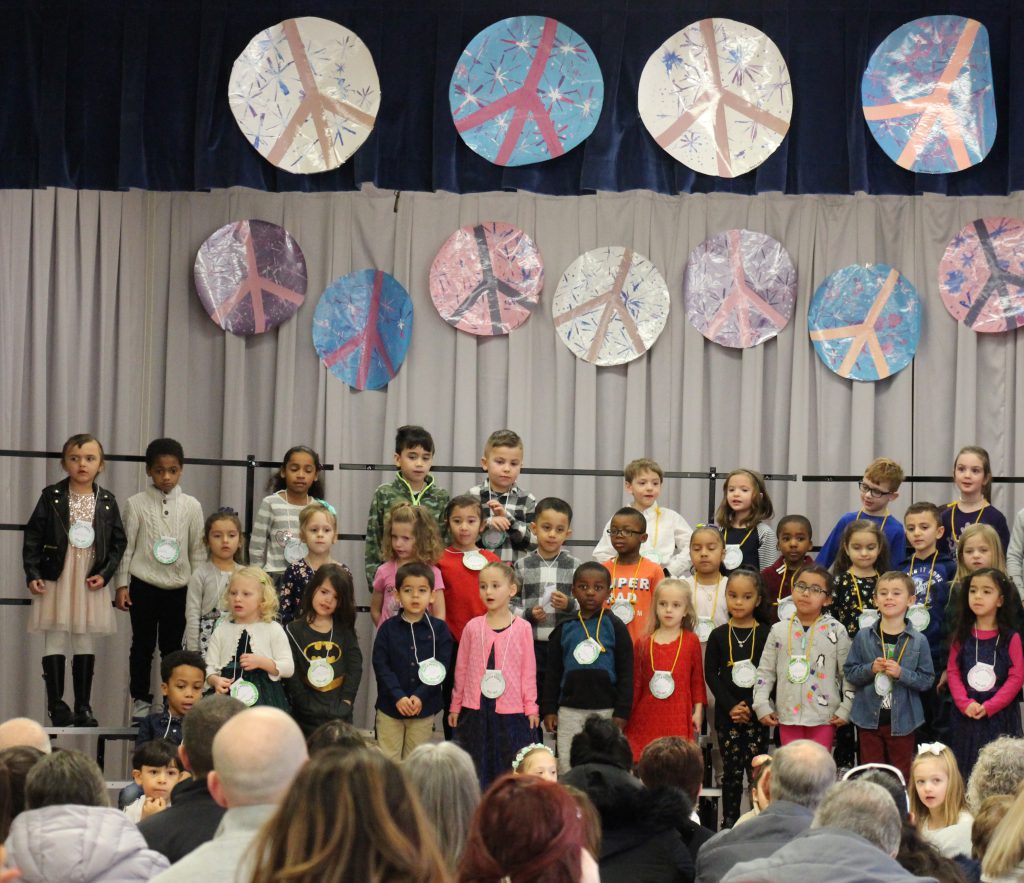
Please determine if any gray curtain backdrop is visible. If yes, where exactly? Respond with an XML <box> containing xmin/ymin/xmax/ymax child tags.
<box><xmin>3</xmin><ymin>185</ymin><xmax>1024</xmax><ymax>731</ymax></box>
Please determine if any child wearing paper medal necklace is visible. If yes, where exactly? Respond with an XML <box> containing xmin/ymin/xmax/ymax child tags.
<box><xmin>831</xmin><ymin>520</ymin><xmax>890</xmax><ymax>637</ymax></box>
<box><xmin>715</xmin><ymin>469</ymin><xmax>778</xmax><ymax>574</ymax></box>
<box><xmin>940</xmin><ymin>446</ymin><xmax>1010</xmax><ymax>558</ymax></box>
<box><xmin>686</xmin><ymin>526</ymin><xmax>729</xmax><ymax>646</ymax></box>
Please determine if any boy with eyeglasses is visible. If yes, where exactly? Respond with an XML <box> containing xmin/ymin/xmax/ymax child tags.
<box><xmin>816</xmin><ymin>457</ymin><xmax>908</xmax><ymax>571</ymax></box>
<box><xmin>599</xmin><ymin>507</ymin><xmax>663</xmax><ymax>643</ymax></box>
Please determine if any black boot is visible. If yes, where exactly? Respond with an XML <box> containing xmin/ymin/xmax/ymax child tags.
<box><xmin>72</xmin><ymin>655</ymin><xmax>98</xmax><ymax>727</ymax></box>
<box><xmin>42</xmin><ymin>655</ymin><xmax>73</xmax><ymax>726</ymax></box>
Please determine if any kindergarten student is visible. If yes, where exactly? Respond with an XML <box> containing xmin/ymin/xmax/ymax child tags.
<box><xmin>941</xmin><ymin>523</ymin><xmax>1007</xmax><ymax>650</ymax></box>
<box><xmin>278</xmin><ymin>501</ymin><xmax>345</xmax><ymax>625</ymax></box>
<box><xmin>541</xmin><ymin>563</ymin><xmax>634</xmax><ymax>774</ymax></box>
<box><xmin>205</xmin><ymin>567</ymin><xmax>294</xmax><ymax>710</ymax></box>
<box><xmin>685</xmin><ymin>526</ymin><xmax>729</xmax><ymax>645</ymax></box>
<box><xmin>284</xmin><ymin>563</ymin><xmax>362</xmax><ymax>737</ymax></box>
<box><xmin>830</xmin><ymin>520</ymin><xmax>890</xmax><ymax>637</ymax></box>
<box><xmin>135</xmin><ymin>649</ymin><xmax>206</xmax><ymax>748</ymax></box>
<box><xmin>364</xmin><ymin>425</ymin><xmax>450</xmax><ymax>589</ymax></box>
<box><xmin>946</xmin><ymin>568</ymin><xmax>1023</xmax><ymax>778</ymax></box>
<box><xmin>23</xmin><ymin>433</ymin><xmax>126</xmax><ymax>726</ymax></box>
<box><xmin>909</xmin><ymin>742</ymin><xmax>974</xmax><ymax>860</ymax></box>
<box><xmin>624</xmin><ymin>579</ymin><xmax>706</xmax><ymax>763</ymax></box>
<box><xmin>468</xmin><ymin>429</ymin><xmax>536</xmax><ymax>562</ymax></box>
<box><xmin>816</xmin><ymin>457</ymin><xmax>908</xmax><ymax>570</ymax></box>
<box><xmin>753</xmin><ymin>564</ymin><xmax>853</xmax><ymax>749</ymax></box>
<box><xmin>123</xmin><ymin>738</ymin><xmax>180</xmax><ymax>823</ymax></box>
<box><xmin>115</xmin><ymin>438</ymin><xmax>205</xmax><ymax>722</ymax></box>
<box><xmin>450</xmin><ymin>562</ymin><xmax>539</xmax><ymax>788</ymax></box>
<box><xmin>184</xmin><ymin>509</ymin><xmax>242</xmax><ymax>656</ymax></box>
<box><xmin>371</xmin><ymin>502</ymin><xmax>445</xmax><ymax>627</ymax></box>
<box><xmin>715</xmin><ymin>469</ymin><xmax>778</xmax><ymax>573</ymax></box>
<box><xmin>372</xmin><ymin>562</ymin><xmax>453</xmax><ymax>760</ymax></box>
<box><xmin>600</xmin><ymin>507</ymin><xmax>664</xmax><ymax>642</ymax></box>
<box><xmin>761</xmin><ymin>515</ymin><xmax>814</xmax><ymax>624</ymax></box>
<box><xmin>940</xmin><ymin>446</ymin><xmax>1010</xmax><ymax>559</ymax></box>
<box><xmin>511</xmin><ymin>743</ymin><xmax>557</xmax><ymax>781</ymax></box>
<box><xmin>843</xmin><ymin>572</ymin><xmax>935</xmax><ymax>779</ymax></box>
<box><xmin>248</xmin><ymin>446</ymin><xmax>326</xmax><ymax>582</ymax></box>
<box><xmin>592</xmin><ymin>458</ymin><xmax>693</xmax><ymax>575</ymax></box>
<box><xmin>704</xmin><ymin>569</ymin><xmax>771</xmax><ymax>827</ymax></box>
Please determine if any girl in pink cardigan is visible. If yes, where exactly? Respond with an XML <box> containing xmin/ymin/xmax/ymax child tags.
<box><xmin>449</xmin><ymin>561</ymin><xmax>539</xmax><ymax>787</ymax></box>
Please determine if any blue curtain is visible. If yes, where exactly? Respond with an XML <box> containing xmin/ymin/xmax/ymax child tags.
<box><xmin>4</xmin><ymin>0</ymin><xmax>1023</xmax><ymax>195</ymax></box>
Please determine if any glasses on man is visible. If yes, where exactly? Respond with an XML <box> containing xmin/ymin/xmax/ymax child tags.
<box><xmin>792</xmin><ymin>582</ymin><xmax>828</xmax><ymax>596</ymax></box>
<box><xmin>607</xmin><ymin>528</ymin><xmax>642</xmax><ymax>537</ymax></box>
<box><xmin>858</xmin><ymin>481</ymin><xmax>892</xmax><ymax>499</ymax></box>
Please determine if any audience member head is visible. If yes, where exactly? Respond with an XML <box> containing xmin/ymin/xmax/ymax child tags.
<box><xmin>847</xmin><ymin>767</ymin><xmax>909</xmax><ymax>821</ymax></box>
<box><xmin>812</xmin><ymin>780</ymin><xmax>902</xmax><ymax>857</ymax></box>
<box><xmin>131</xmin><ymin>739</ymin><xmax>181</xmax><ymax>803</ymax></box>
<box><xmin>569</xmin><ymin>715</ymin><xmax>633</xmax><ymax>771</ymax></box>
<box><xmin>404</xmin><ymin>742</ymin><xmax>481</xmax><ymax>872</ymax></box>
<box><xmin>0</xmin><ymin>718</ymin><xmax>51</xmax><ymax>754</ymax></box>
<box><xmin>770</xmin><ymin>739</ymin><xmax>836</xmax><ymax>810</ymax></box>
<box><xmin>971</xmin><ymin>794</ymin><xmax>1014</xmax><ymax>861</ymax></box>
<box><xmin>0</xmin><ymin>747</ymin><xmax>44</xmax><ymax>840</ymax></box>
<box><xmin>459</xmin><ymin>775</ymin><xmax>595</xmax><ymax>883</ymax></box>
<box><xmin>910</xmin><ymin>742</ymin><xmax>965</xmax><ymax>828</ymax></box>
<box><xmin>180</xmin><ymin>694</ymin><xmax>245</xmax><ymax>779</ymax></box>
<box><xmin>209</xmin><ymin>707</ymin><xmax>307</xmax><ymax>808</ymax></box>
<box><xmin>562</xmin><ymin>784</ymin><xmax>603</xmax><ymax>860</ymax></box>
<box><xmin>638</xmin><ymin>736</ymin><xmax>704</xmax><ymax>805</ymax></box>
<box><xmin>25</xmin><ymin>748</ymin><xmax>107</xmax><ymax>809</ymax></box>
<box><xmin>305</xmin><ymin>718</ymin><xmax>368</xmax><ymax>756</ymax></box>
<box><xmin>512</xmin><ymin>743</ymin><xmax>557</xmax><ymax>782</ymax></box>
<box><xmin>250</xmin><ymin>747</ymin><xmax>449</xmax><ymax>883</ymax></box>
<box><xmin>980</xmin><ymin>784</ymin><xmax>1024</xmax><ymax>882</ymax></box>
<box><xmin>966</xmin><ymin>736</ymin><xmax>1024</xmax><ymax>812</ymax></box>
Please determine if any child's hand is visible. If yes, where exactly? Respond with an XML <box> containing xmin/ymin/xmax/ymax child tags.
<box><xmin>488</xmin><ymin>515</ymin><xmax>511</xmax><ymax>532</ymax></box>
<box><xmin>759</xmin><ymin>713</ymin><xmax>779</xmax><ymax>726</ymax></box>
<box><xmin>115</xmin><ymin>586</ymin><xmax>131</xmax><ymax>610</ymax></box>
<box><xmin>408</xmin><ymin>696</ymin><xmax>422</xmax><ymax>715</ymax></box>
<box><xmin>28</xmin><ymin>579</ymin><xmax>45</xmax><ymax>595</ymax></box>
<box><xmin>936</xmin><ymin>671</ymin><xmax>948</xmax><ymax>693</ymax></box>
<box><xmin>551</xmin><ymin>591</ymin><xmax>569</xmax><ymax>611</ymax></box>
<box><xmin>528</xmin><ymin>714</ymin><xmax>540</xmax><ymax>729</ymax></box>
<box><xmin>612</xmin><ymin>716</ymin><xmax>628</xmax><ymax>730</ymax></box>
<box><xmin>830</xmin><ymin>716</ymin><xmax>847</xmax><ymax>728</ymax></box>
<box><xmin>543</xmin><ymin>714</ymin><xmax>558</xmax><ymax>733</ymax></box>
<box><xmin>883</xmin><ymin>660</ymin><xmax>902</xmax><ymax>678</ymax></box>
<box><xmin>447</xmin><ymin>711</ymin><xmax>459</xmax><ymax>729</ymax></box>
<box><xmin>396</xmin><ymin>697</ymin><xmax>417</xmax><ymax>717</ymax></box>
<box><xmin>729</xmin><ymin>702</ymin><xmax>749</xmax><ymax>723</ymax></box>
<box><xmin>208</xmin><ymin>676</ymin><xmax>232</xmax><ymax>695</ymax></box>
<box><xmin>965</xmin><ymin>701</ymin><xmax>987</xmax><ymax>719</ymax></box>
<box><xmin>692</xmin><ymin>710</ymin><xmax>703</xmax><ymax>733</ymax></box>
<box><xmin>141</xmin><ymin>796</ymin><xmax>167</xmax><ymax>819</ymax></box>
<box><xmin>871</xmin><ymin>657</ymin><xmax>887</xmax><ymax>673</ymax></box>
<box><xmin>239</xmin><ymin>653</ymin><xmax>274</xmax><ymax>673</ymax></box>
<box><xmin>85</xmin><ymin>575</ymin><xmax>105</xmax><ymax>591</ymax></box>
<box><xmin>487</xmin><ymin>499</ymin><xmax>507</xmax><ymax>518</ymax></box>
<box><xmin>531</xmin><ymin>605</ymin><xmax>547</xmax><ymax>623</ymax></box>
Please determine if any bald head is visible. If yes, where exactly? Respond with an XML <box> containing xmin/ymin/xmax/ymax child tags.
<box><xmin>0</xmin><ymin>719</ymin><xmax>51</xmax><ymax>754</ymax></box>
<box><xmin>209</xmin><ymin>707</ymin><xmax>307</xmax><ymax>807</ymax></box>
<box><xmin>770</xmin><ymin>739</ymin><xmax>836</xmax><ymax>810</ymax></box>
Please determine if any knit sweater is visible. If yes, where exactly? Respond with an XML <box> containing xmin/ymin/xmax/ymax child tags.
<box><xmin>450</xmin><ymin>614</ymin><xmax>538</xmax><ymax>715</ymax></box>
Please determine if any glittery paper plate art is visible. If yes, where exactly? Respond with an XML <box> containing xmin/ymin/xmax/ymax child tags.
<box><xmin>229</xmin><ymin>17</ymin><xmax>380</xmax><ymax>174</ymax></box>
<box><xmin>552</xmin><ymin>247</ymin><xmax>670</xmax><ymax>366</ymax></box>
<box><xmin>429</xmin><ymin>222</ymin><xmax>544</xmax><ymax>336</ymax></box>
<box><xmin>193</xmin><ymin>220</ymin><xmax>307</xmax><ymax>336</ymax></box>
<box><xmin>449</xmin><ymin>16</ymin><xmax>604</xmax><ymax>166</ymax></box>
<box><xmin>939</xmin><ymin>217</ymin><xmax>1024</xmax><ymax>333</ymax></box>
<box><xmin>638</xmin><ymin>18</ymin><xmax>793</xmax><ymax>178</ymax></box>
<box><xmin>808</xmin><ymin>264</ymin><xmax>921</xmax><ymax>382</ymax></box>
<box><xmin>684</xmin><ymin>229</ymin><xmax>796</xmax><ymax>348</ymax></box>
<box><xmin>312</xmin><ymin>270</ymin><xmax>413</xmax><ymax>391</ymax></box>
<box><xmin>862</xmin><ymin>15</ymin><xmax>994</xmax><ymax>174</ymax></box>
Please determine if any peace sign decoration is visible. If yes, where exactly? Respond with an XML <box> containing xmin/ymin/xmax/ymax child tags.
<box><xmin>939</xmin><ymin>218</ymin><xmax>1024</xmax><ymax>333</ymax></box>
<box><xmin>193</xmin><ymin>220</ymin><xmax>307</xmax><ymax>337</ymax></box>
<box><xmin>429</xmin><ymin>223</ymin><xmax>544</xmax><ymax>336</ymax></box>
<box><xmin>638</xmin><ymin>18</ymin><xmax>793</xmax><ymax>178</ymax></box>
<box><xmin>553</xmin><ymin>247</ymin><xmax>670</xmax><ymax>366</ymax></box>
<box><xmin>449</xmin><ymin>16</ymin><xmax>604</xmax><ymax>167</ymax></box>
<box><xmin>808</xmin><ymin>264</ymin><xmax>921</xmax><ymax>382</ymax></box>
<box><xmin>684</xmin><ymin>229</ymin><xmax>796</xmax><ymax>349</ymax></box>
<box><xmin>312</xmin><ymin>270</ymin><xmax>413</xmax><ymax>391</ymax></box>
<box><xmin>862</xmin><ymin>16</ymin><xmax>995</xmax><ymax>174</ymax></box>
<box><xmin>228</xmin><ymin>17</ymin><xmax>380</xmax><ymax>174</ymax></box>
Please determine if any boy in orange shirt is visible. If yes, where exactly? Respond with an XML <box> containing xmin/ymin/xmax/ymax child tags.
<box><xmin>600</xmin><ymin>507</ymin><xmax>663</xmax><ymax>642</ymax></box>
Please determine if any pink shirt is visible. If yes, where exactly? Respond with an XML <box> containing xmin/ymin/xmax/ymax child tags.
<box><xmin>948</xmin><ymin>627</ymin><xmax>1024</xmax><ymax>715</ymax></box>
<box><xmin>450</xmin><ymin>614</ymin><xmax>538</xmax><ymax>716</ymax></box>
<box><xmin>373</xmin><ymin>560</ymin><xmax>445</xmax><ymax>628</ymax></box>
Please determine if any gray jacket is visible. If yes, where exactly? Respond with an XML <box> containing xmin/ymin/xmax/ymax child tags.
<box><xmin>4</xmin><ymin>805</ymin><xmax>169</xmax><ymax>882</ymax></box>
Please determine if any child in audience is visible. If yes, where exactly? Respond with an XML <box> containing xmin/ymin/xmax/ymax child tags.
<box><xmin>136</xmin><ymin>649</ymin><xmax>206</xmax><ymax>747</ymax></box>
<box><xmin>761</xmin><ymin>515</ymin><xmax>814</xmax><ymax>623</ymax></box>
<box><xmin>715</xmin><ymin>468</ymin><xmax>777</xmax><ymax>573</ymax></box>
<box><xmin>123</xmin><ymin>738</ymin><xmax>181</xmax><ymax>823</ymax></box>
<box><xmin>512</xmin><ymin>743</ymin><xmax>558</xmax><ymax>781</ymax></box>
<box><xmin>754</xmin><ymin>564</ymin><xmax>852</xmax><ymax>749</ymax></box>
<box><xmin>817</xmin><ymin>457</ymin><xmax>907</xmax><ymax>570</ymax></box>
<box><xmin>625</xmin><ymin>579</ymin><xmax>705</xmax><ymax>762</ymax></box>
<box><xmin>284</xmin><ymin>564</ymin><xmax>362</xmax><ymax>736</ymax></box>
<box><xmin>23</xmin><ymin>433</ymin><xmax>126</xmax><ymax>726</ymax></box>
<box><xmin>205</xmin><ymin>567</ymin><xmax>293</xmax><ymax>709</ymax></box>
<box><xmin>513</xmin><ymin>497</ymin><xmax>580</xmax><ymax>706</ymax></box>
<box><xmin>910</xmin><ymin>742</ymin><xmax>973</xmax><ymax>860</ymax></box>
<box><xmin>542</xmin><ymin>562</ymin><xmax>633</xmax><ymax>774</ymax></box>
<box><xmin>184</xmin><ymin>509</ymin><xmax>241</xmax><ymax>655</ymax></box>
<box><xmin>450</xmin><ymin>562</ymin><xmax>538</xmax><ymax>788</ymax></box>
<box><xmin>248</xmin><ymin>446</ymin><xmax>326</xmax><ymax>583</ymax></box>
<box><xmin>372</xmin><ymin>562</ymin><xmax>452</xmax><ymax>760</ymax></box>
<box><xmin>364</xmin><ymin>425</ymin><xmax>449</xmax><ymax>589</ymax></box>
<box><xmin>685</xmin><ymin>526</ymin><xmax>729</xmax><ymax>645</ymax></box>
<box><xmin>705</xmin><ymin>569</ymin><xmax>771</xmax><ymax>827</ymax></box>
<box><xmin>115</xmin><ymin>438</ymin><xmax>205</xmax><ymax>722</ymax></box>
<box><xmin>371</xmin><ymin>502</ymin><xmax>445</xmax><ymax>626</ymax></box>
<box><xmin>601</xmin><ymin>507</ymin><xmax>664</xmax><ymax>642</ymax></box>
<box><xmin>844</xmin><ymin>572</ymin><xmax>934</xmax><ymax>779</ymax></box>
<box><xmin>468</xmin><ymin>429</ymin><xmax>536</xmax><ymax>562</ymax></box>
<box><xmin>592</xmin><ymin>458</ymin><xmax>693</xmax><ymax>575</ymax></box>
<box><xmin>940</xmin><ymin>446</ymin><xmax>1010</xmax><ymax>559</ymax></box>
<box><xmin>278</xmin><ymin>501</ymin><xmax>345</xmax><ymax>625</ymax></box>
<box><xmin>947</xmin><ymin>568</ymin><xmax>1023</xmax><ymax>777</ymax></box>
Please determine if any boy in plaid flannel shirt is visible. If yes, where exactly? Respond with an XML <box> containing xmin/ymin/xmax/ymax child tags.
<box><xmin>468</xmin><ymin>429</ymin><xmax>536</xmax><ymax>563</ymax></box>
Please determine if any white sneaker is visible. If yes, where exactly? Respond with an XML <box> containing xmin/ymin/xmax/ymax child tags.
<box><xmin>131</xmin><ymin>699</ymin><xmax>151</xmax><ymax>722</ymax></box>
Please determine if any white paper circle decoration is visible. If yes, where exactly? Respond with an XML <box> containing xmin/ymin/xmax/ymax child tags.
<box><xmin>228</xmin><ymin>17</ymin><xmax>380</xmax><ymax>174</ymax></box>
<box><xmin>553</xmin><ymin>247</ymin><xmax>670</xmax><ymax>366</ymax></box>
<box><xmin>638</xmin><ymin>18</ymin><xmax>793</xmax><ymax>177</ymax></box>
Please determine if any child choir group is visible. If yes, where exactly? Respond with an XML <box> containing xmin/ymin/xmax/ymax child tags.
<box><xmin>20</xmin><ymin>430</ymin><xmax>1024</xmax><ymax>831</ymax></box>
